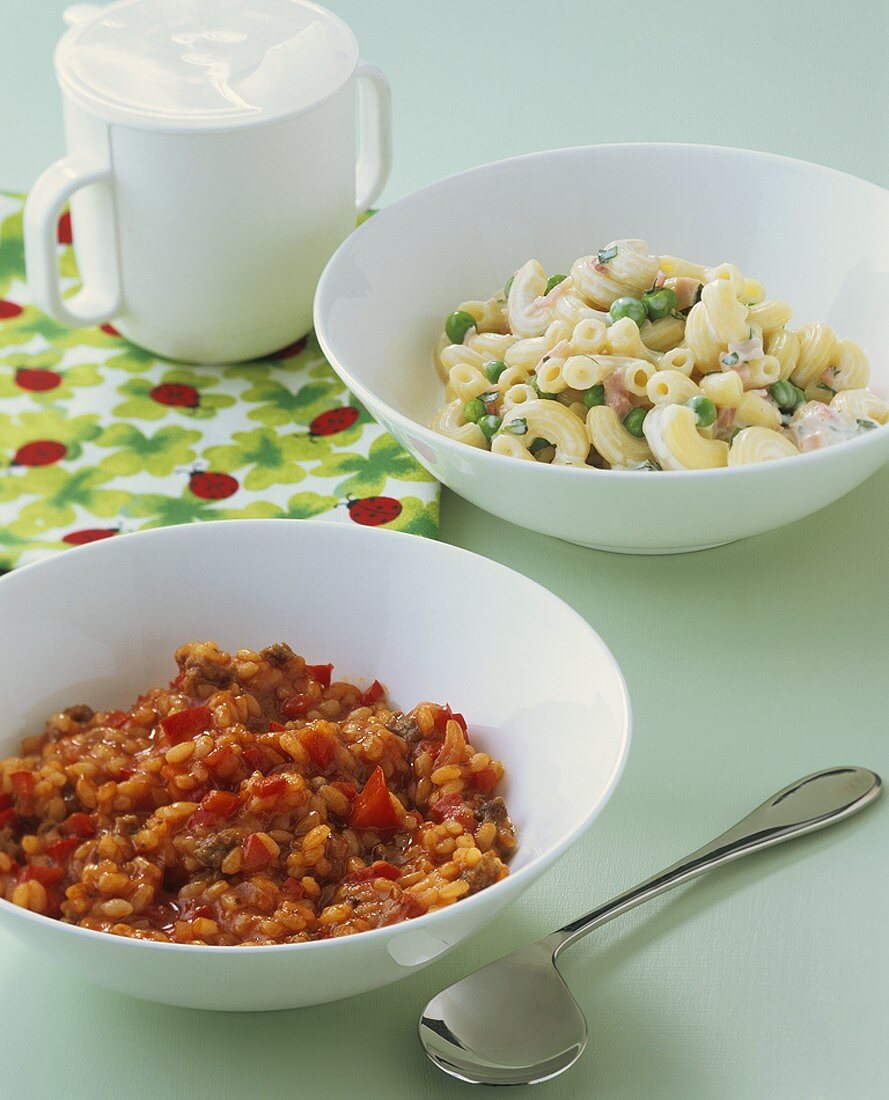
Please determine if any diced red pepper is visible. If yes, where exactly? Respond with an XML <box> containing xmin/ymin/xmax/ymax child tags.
<box><xmin>19</xmin><ymin>863</ymin><xmax>65</xmax><ymax>887</ymax></box>
<box><xmin>242</xmin><ymin>747</ymin><xmax>272</xmax><ymax>774</ymax></box>
<box><xmin>0</xmin><ymin>793</ymin><xmax>12</xmax><ymax>812</ymax></box>
<box><xmin>241</xmin><ymin>833</ymin><xmax>274</xmax><ymax>873</ymax></box>
<box><xmin>10</xmin><ymin>772</ymin><xmax>35</xmax><ymax>801</ymax></box>
<box><xmin>186</xmin><ymin>808</ymin><xmax>219</xmax><ymax>830</ymax></box>
<box><xmin>398</xmin><ymin>894</ymin><xmax>426</xmax><ymax>920</ymax></box>
<box><xmin>62</xmin><ymin>812</ymin><xmax>95</xmax><ymax>837</ymax></box>
<box><xmin>0</xmin><ymin>808</ymin><xmax>16</xmax><ymax>828</ymax></box>
<box><xmin>117</xmin><ymin>765</ymin><xmax>135</xmax><ymax>780</ymax></box>
<box><xmin>169</xmin><ymin>671</ymin><xmax>186</xmax><ymax>691</ymax></box>
<box><xmin>184</xmin><ymin>903</ymin><xmax>213</xmax><ymax>921</ymax></box>
<box><xmin>201</xmin><ymin>790</ymin><xmax>240</xmax><ymax>817</ymax></box>
<box><xmin>160</xmin><ymin>705</ymin><xmax>212</xmax><ymax>744</ymax></box>
<box><xmin>268</xmin><ymin>721</ymin><xmax>286</xmax><ymax>732</ymax></box>
<box><xmin>433</xmin><ymin>705</ymin><xmax>466</xmax><ymax>733</ymax></box>
<box><xmin>43</xmin><ymin>889</ymin><xmax>64</xmax><ymax>919</ymax></box>
<box><xmin>345</xmin><ymin>860</ymin><xmax>401</xmax><ymax>883</ymax></box>
<box><xmin>331</xmin><ymin>780</ymin><xmax>356</xmax><ymax>800</ymax></box>
<box><xmin>46</xmin><ymin>837</ymin><xmax>81</xmax><ymax>862</ymax></box>
<box><xmin>429</xmin><ymin>791</ymin><xmax>475</xmax><ymax>830</ymax></box>
<box><xmin>303</xmin><ymin>729</ymin><xmax>334</xmax><ymax>770</ymax></box>
<box><xmin>359</xmin><ymin>679</ymin><xmax>385</xmax><ymax>706</ymax></box>
<box><xmin>347</xmin><ymin>766</ymin><xmax>400</xmax><ymax>833</ymax></box>
<box><xmin>281</xmin><ymin>693</ymin><xmax>313</xmax><ymax>719</ymax></box>
<box><xmin>281</xmin><ymin>876</ymin><xmax>306</xmax><ymax>899</ymax></box>
<box><xmin>306</xmin><ymin>663</ymin><xmax>333</xmax><ymax>688</ymax></box>
<box><xmin>470</xmin><ymin>766</ymin><xmax>499</xmax><ymax>793</ymax></box>
<box><xmin>254</xmin><ymin>774</ymin><xmax>287</xmax><ymax>799</ymax></box>
<box><xmin>103</xmin><ymin>710</ymin><xmax>130</xmax><ymax>729</ymax></box>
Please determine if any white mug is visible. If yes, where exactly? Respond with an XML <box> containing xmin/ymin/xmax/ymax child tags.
<box><xmin>24</xmin><ymin>0</ymin><xmax>392</xmax><ymax>364</ymax></box>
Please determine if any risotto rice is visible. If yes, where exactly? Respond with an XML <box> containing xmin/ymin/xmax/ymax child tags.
<box><xmin>0</xmin><ymin>642</ymin><xmax>515</xmax><ymax>945</ymax></box>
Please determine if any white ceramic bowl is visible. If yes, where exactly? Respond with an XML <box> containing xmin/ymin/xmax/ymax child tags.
<box><xmin>315</xmin><ymin>143</ymin><xmax>889</xmax><ymax>553</ymax></box>
<box><xmin>0</xmin><ymin>521</ymin><xmax>629</xmax><ymax>1011</ymax></box>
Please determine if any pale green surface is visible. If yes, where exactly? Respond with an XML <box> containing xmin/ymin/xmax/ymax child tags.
<box><xmin>1</xmin><ymin>2</ymin><xmax>888</xmax><ymax>1097</ymax></box>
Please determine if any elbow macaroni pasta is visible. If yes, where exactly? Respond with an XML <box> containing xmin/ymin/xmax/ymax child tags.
<box><xmin>432</xmin><ymin>239</ymin><xmax>884</xmax><ymax>470</ymax></box>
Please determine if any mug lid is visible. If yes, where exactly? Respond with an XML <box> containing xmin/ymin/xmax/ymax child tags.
<box><xmin>55</xmin><ymin>0</ymin><xmax>359</xmax><ymax>130</ymax></box>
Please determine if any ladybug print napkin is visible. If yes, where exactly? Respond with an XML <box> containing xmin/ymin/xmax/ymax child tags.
<box><xmin>0</xmin><ymin>193</ymin><xmax>439</xmax><ymax>571</ymax></box>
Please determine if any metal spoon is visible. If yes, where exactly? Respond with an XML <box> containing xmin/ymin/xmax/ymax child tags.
<box><xmin>419</xmin><ymin>765</ymin><xmax>881</xmax><ymax>1086</ymax></box>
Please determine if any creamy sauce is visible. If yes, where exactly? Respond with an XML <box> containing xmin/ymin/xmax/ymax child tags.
<box><xmin>788</xmin><ymin>401</ymin><xmax>873</xmax><ymax>452</ymax></box>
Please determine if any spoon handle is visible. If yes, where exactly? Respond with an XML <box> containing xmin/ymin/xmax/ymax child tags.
<box><xmin>553</xmin><ymin>766</ymin><xmax>880</xmax><ymax>954</ymax></box>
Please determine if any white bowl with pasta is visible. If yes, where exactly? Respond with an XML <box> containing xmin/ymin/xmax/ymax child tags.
<box><xmin>314</xmin><ymin>144</ymin><xmax>889</xmax><ymax>553</ymax></box>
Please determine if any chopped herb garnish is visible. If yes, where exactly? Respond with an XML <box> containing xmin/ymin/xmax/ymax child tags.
<box><xmin>635</xmin><ymin>460</ymin><xmax>662</xmax><ymax>471</ymax></box>
<box><xmin>857</xmin><ymin>418</ymin><xmax>878</xmax><ymax>432</ymax></box>
<box><xmin>721</xmin><ymin>352</ymin><xmax>740</xmax><ymax>367</ymax></box>
<box><xmin>596</xmin><ymin>244</ymin><xmax>618</xmax><ymax>264</ymax></box>
<box><xmin>529</xmin><ymin>437</ymin><xmax>551</xmax><ymax>454</ymax></box>
<box><xmin>504</xmin><ymin>417</ymin><xmax>529</xmax><ymax>436</ymax></box>
<box><xmin>816</xmin><ymin>382</ymin><xmax>837</xmax><ymax>395</ymax></box>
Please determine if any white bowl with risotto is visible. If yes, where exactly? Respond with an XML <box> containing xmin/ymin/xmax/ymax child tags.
<box><xmin>0</xmin><ymin>520</ymin><xmax>629</xmax><ymax>1011</ymax></box>
<box><xmin>314</xmin><ymin>143</ymin><xmax>889</xmax><ymax>553</ymax></box>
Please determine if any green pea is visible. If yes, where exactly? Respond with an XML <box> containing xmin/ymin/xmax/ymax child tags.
<box><xmin>463</xmin><ymin>398</ymin><xmax>485</xmax><ymax>424</ymax></box>
<box><xmin>769</xmin><ymin>380</ymin><xmax>805</xmax><ymax>412</ymax></box>
<box><xmin>545</xmin><ymin>274</ymin><xmax>567</xmax><ymax>295</ymax></box>
<box><xmin>687</xmin><ymin>394</ymin><xmax>717</xmax><ymax>427</ymax></box>
<box><xmin>445</xmin><ymin>310</ymin><xmax>477</xmax><ymax>344</ymax></box>
<box><xmin>642</xmin><ymin>286</ymin><xmax>679</xmax><ymax>320</ymax></box>
<box><xmin>584</xmin><ymin>383</ymin><xmax>606</xmax><ymax>408</ymax></box>
<box><xmin>623</xmin><ymin>407</ymin><xmax>648</xmax><ymax>438</ymax></box>
<box><xmin>485</xmin><ymin>360</ymin><xmax>507</xmax><ymax>383</ymax></box>
<box><xmin>478</xmin><ymin>414</ymin><xmax>502</xmax><ymax>440</ymax></box>
<box><xmin>608</xmin><ymin>297</ymin><xmax>648</xmax><ymax>327</ymax></box>
<box><xmin>504</xmin><ymin>274</ymin><xmax>515</xmax><ymax>299</ymax></box>
<box><xmin>529</xmin><ymin>437</ymin><xmax>551</xmax><ymax>454</ymax></box>
<box><xmin>531</xmin><ymin>378</ymin><xmax>558</xmax><ymax>400</ymax></box>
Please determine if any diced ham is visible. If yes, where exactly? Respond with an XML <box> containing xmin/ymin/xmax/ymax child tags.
<box><xmin>604</xmin><ymin>368</ymin><xmax>633</xmax><ymax>420</ymax></box>
<box><xmin>665</xmin><ymin>276</ymin><xmax>702</xmax><ymax>310</ymax></box>
<box><xmin>540</xmin><ymin>340</ymin><xmax>571</xmax><ymax>364</ymax></box>
<box><xmin>529</xmin><ymin>277</ymin><xmax>572</xmax><ymax>316</ymax></box>
<box><xmin>727</xmin><ymin>336</ymin><xmax>764</xmax><ymax>362</ymax></box>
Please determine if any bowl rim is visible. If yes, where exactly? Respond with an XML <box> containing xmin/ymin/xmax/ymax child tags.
<box><xmin>314</xmin><ymin>140</ymin><xmax>889</xmax><ymax>481</ymax></box>
<box><xmin>0</xmin><ymin>519</ymin><xmax>631</xmax><ymax>954</ymax></box>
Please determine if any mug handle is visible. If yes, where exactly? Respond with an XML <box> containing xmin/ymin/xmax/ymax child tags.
<box><xmin>355</xmin><ymin>61</ymin><xmax>393</xmax><ymax>212</ymax></box>
<box><xmin>24</xmin><ymin>153</ymin><xmax>121</xmax><ymax>327</ymax></box>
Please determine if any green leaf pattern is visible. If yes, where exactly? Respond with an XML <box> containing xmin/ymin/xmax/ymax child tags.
<box><xmin>0</xmin><ymin>193</ymin><xmax>438</xmax><ymax>571</ymax></box>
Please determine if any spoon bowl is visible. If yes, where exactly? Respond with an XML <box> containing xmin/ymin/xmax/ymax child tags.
<box><xmin>420</xmin><ymin>935</ymin><xmax>585</xmax><ymax>1085</ymax></box>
